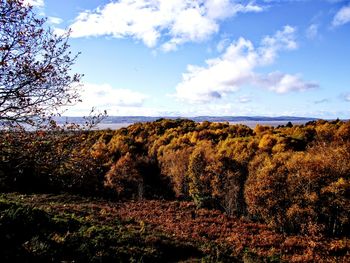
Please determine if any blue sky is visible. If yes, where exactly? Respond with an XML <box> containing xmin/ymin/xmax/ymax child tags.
<box><xmin>27</xmin><ymin>0</ymin><xmax>350</xmax><ymax>118</ymax></box>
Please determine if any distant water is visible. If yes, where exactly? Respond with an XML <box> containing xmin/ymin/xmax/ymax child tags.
<box><xmin>94</xmin><ymin>120</ymin><xmax>311</xmax><ymax>130</ymax></box>
<box><xmin>93</xmin><ymin>123</ymin><xmax>133</xmax><ymax>130</ymax></box>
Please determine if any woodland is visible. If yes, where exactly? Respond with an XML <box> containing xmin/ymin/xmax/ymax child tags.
<box><xmin>1</xmin><ymin>119</ymin><xmax>350</xmax><ymax>262</ymax></box>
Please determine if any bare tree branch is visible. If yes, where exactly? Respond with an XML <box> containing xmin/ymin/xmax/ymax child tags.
<box><xmin>0</xmin><ymin>0</ymin><xmax>82</xmax><ymax>128</ymax></box>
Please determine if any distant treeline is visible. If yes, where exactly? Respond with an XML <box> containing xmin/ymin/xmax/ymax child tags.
<box><xmin>1</xmin><ymin>119</ymin><xmax>349</xmax><ymax>237</ymax></box>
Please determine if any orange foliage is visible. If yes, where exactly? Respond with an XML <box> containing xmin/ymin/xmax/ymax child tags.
<box><xmin>1</xmin><ymin>118</ymin><xmax>350</xmax><ymax>240</ymax></box>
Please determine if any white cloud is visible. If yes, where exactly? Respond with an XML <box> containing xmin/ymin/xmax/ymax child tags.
<box><xmin>53</xmin><ymin>28</ymin><xmax>67</xmax><ymax>37</ymax></box>
<box><xmin>174</xmin><ymin>37</ymin><xmax>255</xmax><ymax>103</ymax></box>
<box><xmin>64</xmin><ymin>0</ymin><xmax>263</xmax><ymax>50</ymax></box>
<box><xmin>256</xmin><ymin>72</ymin><xmax>318</xmax><ymax>93</ymax></box>
<box><xmin>206</xmin><ymin>0</ymin><xmax>263</xmax><ymax>19</ymax></box>
<box><xmin>174</xmin><ymin>26</ymin><xmax>318</xmax><ymax>103</ymax></box>
<box><xmin>306</xmin><ymin>23</ymin><xmax>319</xmax><ymax>39</ymax></box>
<box><xmin>259</xmin><ymin>25</ymin><xmax>298</xmax><ymax>64</ymax></box>
<box><xmin>22</xmin><ymin>0</ymin><xmax>44</xmax><ymax>7</ymax></box>
<box><xmin>332</xmin><ymin>5</ymin><xmax>350</xmax><ymax>27</ymax></box>
<box><xmin>68</xmin><ymin>83</ymin><xmax>149</xmax><ymax>115</ymax></box>
<box><xmin>48</xmin><ymin>16</ymin><xmax>63</xmax><ymax>25</ymax></box>
<box><xmin>169</xmin><ymin>7</ymin><xmax>219</xmax><ymax>43</ymax></box>
<box><xmin>216</xmin><ymin>38</ymin><xmax>230</xmax><ymax>52</ymax></box>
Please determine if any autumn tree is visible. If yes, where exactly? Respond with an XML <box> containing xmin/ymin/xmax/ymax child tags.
<box><xmin>245</xmin><ymin>152</ymin><xmax>291</xmax><ymax>230</ymax></box>
<box><xmin>158</xmin><ymin>147</ymin><xmax>193</xmax><ymax>198</ymax></box>
<box><xmin>188</xmin><ymin>146</ymin><xmax>208</xmax><ymax>207</ymax></box>
<box><xmin>217</xmin><ymin>138</ymin><xmax>258</xmax><ymax>216</ymax></box>
<box><xmin>187</xmin><ymin>141</ymin><xmax>223</xmax><ymax>208</ymax></box>
<box><xmin>105</xmin><ymin>153</ymin><xmax>144</xmax><ymax>199</ymax></box>
<box><xmin>286</xmin><ymin>144</ymin><xmax>350</xmax><ymax>236</ymax></box>
<box><xmin>0</xmin><ymin>0</ymin><xmax>81</xmax><ymax>128</ymax></box>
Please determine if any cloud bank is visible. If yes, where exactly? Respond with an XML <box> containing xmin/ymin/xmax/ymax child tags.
<box><xmin>69</xmin><ymin>83</ymin><xmax>149</xmax><ymax>115</ymax></box>
<box><xmin>65</xmin><ymin>0</ymin><xmax>263</xmax><ymax>51</ymax></box>
<box><xmin>174</xmin><ymin>26</ymin><xmax>318</xmax><ymax>103</ymax></box>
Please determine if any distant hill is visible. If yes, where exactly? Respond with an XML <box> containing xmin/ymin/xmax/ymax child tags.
<box><xmin>56</xmin><ymin>116</ymin><xmax>319</xmax><ymax>125</ymax></box>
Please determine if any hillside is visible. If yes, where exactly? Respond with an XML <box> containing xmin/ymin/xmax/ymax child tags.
<box><xmin>0</xmin><ymin>119</ymin><xmax>350</xmax><ymax>262</ymax></box>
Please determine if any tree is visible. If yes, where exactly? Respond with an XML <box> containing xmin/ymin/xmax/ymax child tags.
<box><xmin>0</xmin><ymin>0</ymin><xmax>81</xmax><ymax>127</ymax></box>
<box><xmin>105</xmin><ymin>153</ymin><xmax>144</xmax><ymax>200</ymax></box>
<box><xmin>187</xmin><ymin>141</ymin><xmax>222</xmax><ymax>208</ymax></box>
<box><xmin>245</xmin><ymin>152</ymin><xmax>291</xmax><ymax>231</ymax></box>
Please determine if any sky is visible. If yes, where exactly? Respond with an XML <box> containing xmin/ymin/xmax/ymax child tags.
<box><xmin>26</xmin><ymin>0</ymin><xmax>350</xmax><ymax>118</ymax></box>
